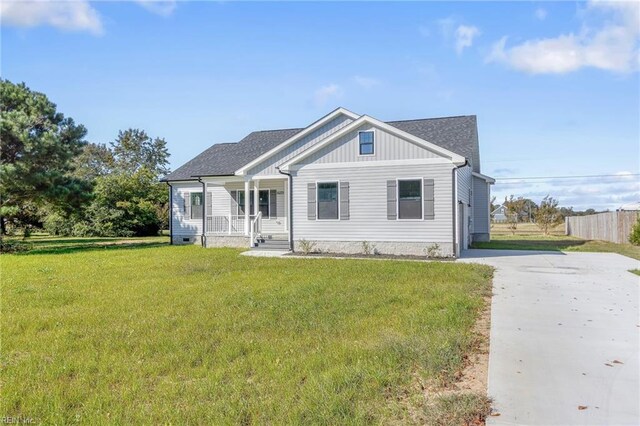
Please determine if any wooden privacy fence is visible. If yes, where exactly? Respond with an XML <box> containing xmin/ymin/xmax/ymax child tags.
<box><xmin>565</xmin><ymin>211</ymin><xmax>639</xmax><ymax>244</ymax></box>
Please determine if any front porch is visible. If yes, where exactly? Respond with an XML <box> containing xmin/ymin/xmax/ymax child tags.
<box><xmin>201</xmin><ymin>176</ymin><xmax>289</xmax><ymax>247</ymax></box>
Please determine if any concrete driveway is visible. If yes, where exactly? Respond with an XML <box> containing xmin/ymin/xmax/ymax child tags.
<box><xmin>460</xmin><ymin>249</ymin><xmax>640</xmax><ymax>425</ymax></box>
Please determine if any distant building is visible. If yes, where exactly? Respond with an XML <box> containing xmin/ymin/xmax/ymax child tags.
<box><xmin>618</xmin><ymin>202</ymin><xmax>640</xmax><ymax>211</ymax></box>
<box><xmin>492</xmin><ymin>204</ymin><xmax>508</xmax><ymax>222</ymax></box>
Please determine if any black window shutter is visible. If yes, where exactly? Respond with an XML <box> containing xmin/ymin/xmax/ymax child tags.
<box><xmin>307</xmin><ymin>183</ymin><xmax>316</xmax><ymax>220</ymax></box>
<box><xmin>270</xmin><ymin>189</ymin><xmax>277</xmax><ymax>219</ymax></box>
<box><xmin>424</xmin><ymin>179</ymin><xmax>435</xmax><ymax>220</ymax></box>
<box><xmin>205</xmin><ymin>191</ymin><xmax>212</xmax><ymax>218</ymax></box>
<box><xmin>340</xmin><ymin>182</ymin><xmax>349</xmax><ymax>220</ymax></box>
<box><xmin>386</xmin><ymin>180</ymin><xmax>397</xmax><ymax>220</ymax></box>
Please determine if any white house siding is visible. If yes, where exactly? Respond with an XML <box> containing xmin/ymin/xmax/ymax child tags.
<box><xmin>456</xmin><ymin>165</ymin><xmax>472</xmax><ymax>205</ymax></box>
<box><xmin>247</xmin><ymin>114</ymin><xmax>354</xmax><ymax>176</ymax></box>
<box><xmin>300</xmin><ymin>124</ymin><xmax>441</xmax><ymax>165</ymax></box>
<box><xmin>472</xmin><ymin>176</ymin><xmax>490</xmax><ymax>241</ymax></box>
<box><xmin>292</xmin><ymin>162</ymin><xmax>455</xmax><ymax>256</ymax></box>
<box><xmin>171</xmin><ymin>181</ymin><xmax>204</xmax><ymax>243</ymax></box>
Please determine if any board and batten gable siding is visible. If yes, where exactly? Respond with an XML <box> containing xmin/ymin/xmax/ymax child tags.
<box><xmin>246</xmin><ymin>114</ymin><xmax>354</xmax><ymax>176</ymax></box>
<box><xmin>299</xmin><ymin>124</ymin><xmax>443</xmax><ymax>165</ymax></box>
<box><xmin>171</xmin><ymin>182</ymin><xmax>204</xmax><ymax>235</ymax></box>
<box><xmin>292</xmin><ymin>163</ymin><xmax>454</xmax><ymax>243</ymax></box>
<box><xmin>472</xmin><ymin>175</ymin><xmax>490</xmax><ymax>235</ymax></box>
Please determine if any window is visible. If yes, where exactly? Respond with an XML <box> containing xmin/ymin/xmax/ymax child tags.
<box><xmin>398</xmin><ymin>180</ymin><xmax>422</xmax><ymax>219</ymax></box>
<box><xmin>317</xmin><ymin>182</ymin><xmax>338</xmax><ymax>220</ymax></box>
<box><xmin>236</xmin><ymin>189</ymin><xmax>269</xmax><ymax>218</ymax></box>
<box><xmin>191</xmin><ymin>192</ymin><xmax>203</xmax><ymax>220</ymax></box>
<box><xmin>258</xmin><ymin>190</ymin><xmax>269</xmax><ymax>218</ymax></box>
<box><xmin>359</xmin><ymin>131</ymin><xmax>374</xmax><ymax>155</ymax></box>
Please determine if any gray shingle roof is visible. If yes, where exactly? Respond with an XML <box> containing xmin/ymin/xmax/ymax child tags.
<box><xmin>163</xmin><ymin>114</ymin><xmax>479</xmax><ymax>181</ymax></box>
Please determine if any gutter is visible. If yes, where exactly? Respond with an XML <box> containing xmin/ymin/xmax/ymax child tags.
<box><xmin>197</xmin><ymin>177</ymin><xmax>206</xmax><ymax>247</ymax></box>
<box><xmin>276</xmin><ymin>166</ymin><xmax>294</xmax><ymax>252</ymax></box>
<box><xmin>166</xmin><ymin>182</ymin><xmax>173</xmax><ymax>245</ymax></box>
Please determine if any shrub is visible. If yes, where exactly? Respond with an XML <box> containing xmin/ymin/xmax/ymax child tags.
<box><xmin>297</xmin><ymin>239</ymin><xmax>316</xmax><ymax>255</ymax></box>
<box><xmin>630</xmin><ymin>216</ymin><xmax>640</xmax><ymax>246</ymax></box>
<box><xmin>425</xmin><ymin>243</ymin><xmax>441</xmax><ymax>258</ymax></box>
<box><xmin>362</xmin><ymin>241</ymin><xmax>376</xmax><ymax>255</ymax></box>
<box><xmin>0</xmin><ymin>238</ymin><xmax>31</xmax><ymax>254</ymax></box>
<box><xmin>43</xmin><ymin>212</ymin><xmax>74</xmax><ymax>236</ymax></box>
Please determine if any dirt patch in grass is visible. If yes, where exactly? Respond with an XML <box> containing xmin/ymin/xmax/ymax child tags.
<box><xmin>395</xmin><ymin>296</ymin><xmax>494</xmax><ymax>425</ymax></box>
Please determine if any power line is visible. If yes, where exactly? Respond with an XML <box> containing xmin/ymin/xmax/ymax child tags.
<box><xmin>496</xmin><ymin>173</ymin><xmax>639</xmax><ymax>181</ymax></box>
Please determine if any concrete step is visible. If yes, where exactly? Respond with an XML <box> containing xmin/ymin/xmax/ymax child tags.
<box><xmin>253</xmin><ymin>239</ymin><xmax>290</xmax><ymax>251</ymax></box>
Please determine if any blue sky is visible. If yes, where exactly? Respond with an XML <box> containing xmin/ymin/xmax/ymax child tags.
<box><xmin>2</xmin><ymin>1</ymin><xmax>639</xmax><ymax>210</ymax></box>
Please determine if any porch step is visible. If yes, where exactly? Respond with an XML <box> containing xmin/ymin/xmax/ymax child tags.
<box><xmin>252</xmin><ymin>238</ymin><xmax>290</xmax><ymax>251</ymax></box>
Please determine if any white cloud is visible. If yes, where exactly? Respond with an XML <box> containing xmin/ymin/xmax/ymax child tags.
<box><xmin>437</xmin><ymin>17</ymin><xmax>456</xmax><ymax>38</ymax></box>
<box><xmin>353</xmin><ymin>75</ymin><xmax>380</xmax><ymax>89</ymax></box>
<box><xmin>0</xmin><ymin>0</ymin><xmax>103</xmax><ymax>35</ymax></box>
<box><xmin>486</xmin><ymin>0</ymin><xmax>640</xmax><ymax>74</ymax></box>
<box><xmin>134</xmin><ymin>0</ymin><xmax>177</xmax><ymax>17</ymax></box>
<box><xmin>455</xmin><ymin>25</ymin><xmax>480</xmax><ymax>54</ymax></box>
<box><xmin>535</xmin><ymin>8</ymin><xmax>547</xmax><ymax>21</ymax></box>
<box><xmin>313</xmin><ymin>84</ymin><xmax>343</xmax><ymax>107</ymax></box>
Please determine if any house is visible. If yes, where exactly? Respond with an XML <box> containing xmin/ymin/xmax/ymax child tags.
<box><xmin>163</xmin><ymin>108</ymin><xmax>494</xmax><ymax>257</ymax></box>
<box><xmin>618</xmin><ymin>202</ymin><xmax>640</xmax><ymax>211</ymax></box>
<box><xmin>491</xmin><ymin>204</ymin><xmax>509</xmax><ymax>222</ymax></box>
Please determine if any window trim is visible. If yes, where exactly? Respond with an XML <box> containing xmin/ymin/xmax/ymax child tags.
<box><xmin>358</xmin><ymin>130</ymin><xmax>375</xmax><ymax>157</ymax></box>
<box><xmin>236</xmin><ymin>188</ymin><xmax>272</xmax><ymax>219</ymax></box>
<box><xmin>315</xmin><ymin>180</ymin><xmax>340</xmax><ymax>221</ymax></box>
<box><xmin>396</xmin><ymin>178</ymin><xmax>424</xmax><ymax>221</ymax></box>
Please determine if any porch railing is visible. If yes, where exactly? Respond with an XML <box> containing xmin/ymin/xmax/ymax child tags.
<box><xmin>206</xmin><ymin>215</ymin><xmax>257</xmax><ymax>234</ymax></box>
<box><xmin>249</xmin><ymin>212</ymin><xmax>262</xmax><ymax>247</ymax></box>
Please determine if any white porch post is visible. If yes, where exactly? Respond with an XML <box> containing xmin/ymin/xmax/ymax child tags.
<box><xmin>253</xmin><ymin>179</ymin><xmax>260</xmax><ymax>216</ymax></box>
<box><xmin>244</xmin><ymin>179</ymin><xmax>250</xmax><ymax>236</ymax></box>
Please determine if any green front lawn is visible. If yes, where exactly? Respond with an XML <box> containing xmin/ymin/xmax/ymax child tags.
<box><xmin>473</xmin><ymin>234</ymin><xmax>640</xmax><ymax>261</ymax></box>
<box><xmin>2</xmin><ymin>243</ymin><xmax>492</xmax><ymax>424</ymax></box>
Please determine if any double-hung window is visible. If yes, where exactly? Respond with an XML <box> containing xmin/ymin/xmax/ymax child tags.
<box><xmin>359</xmin><ymin>131</ymin><xmax>374</xmax><ymax>155</ymax></box>
<box><xmin>398</xmin><ymin>180</ymin><xmax>422</xmax><ymax>219</ymax></box>
<box><xmin>317</xmin><ymin>182</ymin><xmax>338</xmax><ymax>220</ymax></box>
<box><xmin>191</xmin><ymin>192</ymin><xmax>203</xmax><ymax>220</ymax></box>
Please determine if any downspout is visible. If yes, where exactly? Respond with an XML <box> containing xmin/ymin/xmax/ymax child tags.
<box><xmin>452</xmin><ymin>160</ymin><xmax>469</xmax><ymax>258</ymax></box>
<box><xmin>276</xmin><ymin>166</ymin><xmax>294</xmax><ymax>252</ymax></box>
<box><xmin>166</xmin><ymin>182</ymin><xmax>173</xmax><ymax>245</ymax></box>
<box><xmin>198</xmin><ymin>177</ymin><xmax>206</xmax><ymax>247</ymax></box>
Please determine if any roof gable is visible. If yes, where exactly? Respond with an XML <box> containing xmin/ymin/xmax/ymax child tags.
<box><xmin>279</xmin><ymin>115</ymin><xmax>467</xmax><ymax>170</ymax></box>
<box><xmin>163</xmin><ymin>110</ymin><xmax>480</xmax><ymax>181</ymax></box>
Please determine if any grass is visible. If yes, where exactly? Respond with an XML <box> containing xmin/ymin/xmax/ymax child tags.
<box><xmin>630</xmin><ymin>269</ymin><xmax>640</xmax><ymax>276</ymax></box>
<box><xmin>473</xmin><ymin>223</ymin><xmax>640</xmax><ymax>261</ymax></box>
<box><xmin>2</xmin><ymin>234</ymin><xmax>169</xmax><ymax>255</ymax></box>
<box><xmin>1</xmin><ymin>240</ymin><xmax>493</xmax><ymax>424</ymax></box>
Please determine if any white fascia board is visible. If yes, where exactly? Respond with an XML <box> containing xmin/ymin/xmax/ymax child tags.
<box><xmin>234</xmin><ymin>107</ymin><xmax>360</xmax><ymax>176</ymax></box>
<box><xmin>280</xmin><ymin>115</ymin><xmax>467</xmax><ymax>170</ymax></box>
<box><xmin>472</xmin><ymin>171</ymin><xmax>496</xmax><ymax>184</ymax></box>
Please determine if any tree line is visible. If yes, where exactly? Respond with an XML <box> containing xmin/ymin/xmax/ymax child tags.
<box><xmin>491</xmin><ymin>195</ymin><xmax>580</xmax><ymax>235</ymax></box>
<box><xmin>0</xmin><ymin>79</ymin><xmax>170</xmax><ymax>238</ymax></box>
